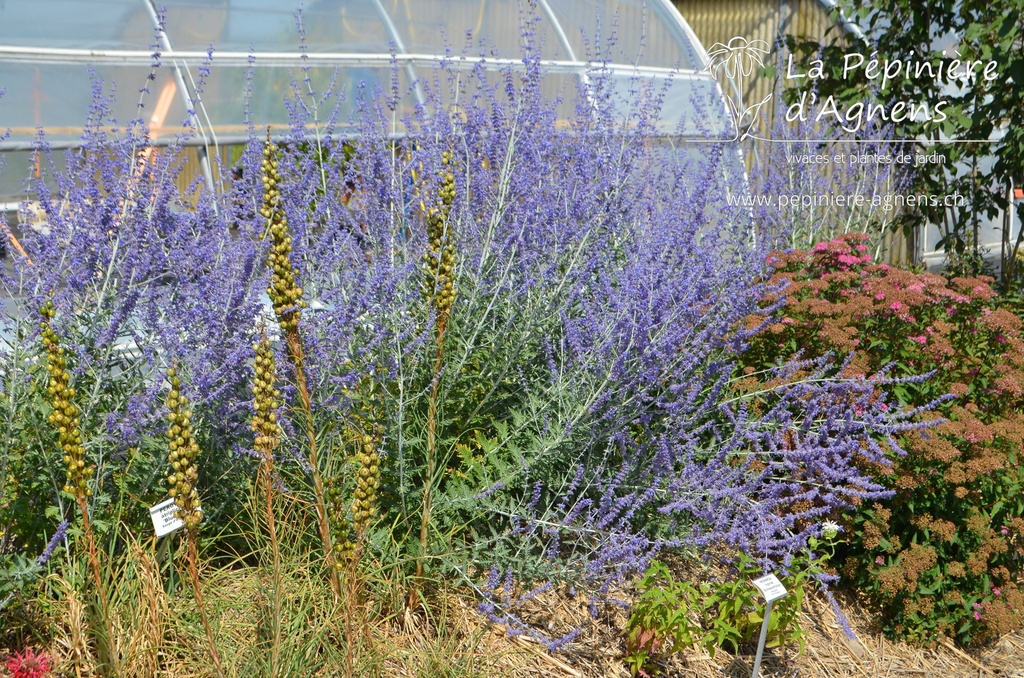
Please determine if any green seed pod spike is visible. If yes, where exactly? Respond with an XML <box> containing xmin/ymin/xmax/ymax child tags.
<box><xmin>38</xmin><ymin>301</ymin><xmax>91</xmax><ymax>503</ymax></box>
<box><xmin>260</xmin><ymin>135</ymin><xmax>306</xmax><ymax>336</ymax></box>
<box><xmin>164</xmin><ymin>361</ymin><xmax>203</xmax><ymax>530</ymax></box>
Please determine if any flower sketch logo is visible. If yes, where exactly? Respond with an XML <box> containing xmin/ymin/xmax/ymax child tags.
<box><xmin>703</xmin><ymin>37</ymin><xmax>772</xmax><ymax>140</ymax></box>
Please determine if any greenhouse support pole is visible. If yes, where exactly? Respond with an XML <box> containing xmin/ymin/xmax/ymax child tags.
<box><xmin>142</xmin><ymin>0</ymin><xmax>218</xmax><ymax>200</ymax></box>
<box><xmin>370</xmin><ymin>0</ymin><xmax>427</xmax><ymax>108</ymax></box>
<box><xmin>536</xmin><ymin>0</ymin><xmax>579</xmax><ymax>62</ymax></box>
<box><xmin>536</xmin><ymin>0</ymin><xmax>596</xmax><ymax>111</ymax></box>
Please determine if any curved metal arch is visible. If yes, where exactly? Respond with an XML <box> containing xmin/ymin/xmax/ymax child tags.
<box><xmin>0</xmin><ymin>0</ymin><xmax>724</xmax><ymax>148</ymax></box>
<box><xmin>141</xmin><ymin>0</ymin><xmax>218</xmax><ymax>196</ymax></box>
<box><xmin>815</xmin><ymin>0</ymin><xmax>869</xmax><ymax>44</ymax></box>
<box><xmin>535</xmin><ymin>0</ymin><xmax>579</xmax><ymax>62</ymax></box>
<box><xmin>370</xmin><ymin>0</ymin><xmax>427</xmax><ymax>108</ymax></box>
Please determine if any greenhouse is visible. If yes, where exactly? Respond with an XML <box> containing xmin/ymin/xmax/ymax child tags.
<box><xmin>0</xmin><ymin>0</ymin><xmax>734</xmax><ymax>209</ymax></box>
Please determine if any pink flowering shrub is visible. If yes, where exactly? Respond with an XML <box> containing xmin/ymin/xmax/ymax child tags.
<box><xmin>4</xmin><ymin>648</ymin><xmax>51</xmax><ymax>678</ymax></box>
<box><xmin>740</xmin><ymin>233</ymin><xmax>1024</xmax><ymax>645</ymax></box>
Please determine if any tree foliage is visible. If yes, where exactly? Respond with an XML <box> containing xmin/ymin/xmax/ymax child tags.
<box><xmin>785</xmin><ymin>0</ymin><xmax>1024</xmax><ymax>283</ymax></box>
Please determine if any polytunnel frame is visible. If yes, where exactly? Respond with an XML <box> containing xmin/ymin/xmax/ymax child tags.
<box><xmin>0</xmin><ymin>0</ymin><xmax>728</xmax><ymax>206</ymax></box>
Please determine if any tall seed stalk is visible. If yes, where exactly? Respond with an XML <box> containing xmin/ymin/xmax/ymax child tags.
<box><xmin>416</xmin><ymin>150</ymin><xmax>457</xmax><ymax>582</ymax></box>
<box><xmin>251</xmin><ymin>334</ymin><xmax>285</xmax><ymax>677</ymax></box>
<box><xmin>259</xmin><ymin>137</ymin><xmax>340</xmax><ymax>599</ymax></box>
<box><xmin>164</xmin><ymin>364</ymin><xmax>225</xmax><ymax>678</ymax></box>
<box><xmin>348</xmin><ymin>426</ymin><xmax>381</xmax><ymax>674</ymax></box>
<box><xmin>38</xmin><ymin>300</ymin><xmax>120</xmax><ymax>676</ymax></box>
<box><xmin>326</xmin><ymin>373</ymin><xmax>382</xmax><ymax>676</ymax></box>
<box><xmin>325</xmin><ymin>474</ymin><xmax>357</xmax><ymax>677</ymax></box>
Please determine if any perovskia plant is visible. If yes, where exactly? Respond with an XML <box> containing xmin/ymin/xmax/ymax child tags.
<box><xmin>259</xmin><ymin>36</ymin><xmax>926</xmax><ymax>646</ymax></box>
<box><xmin>0</xmin><ymin>4</ymin><xmax>937</xmax><ymax>656</ymax></box>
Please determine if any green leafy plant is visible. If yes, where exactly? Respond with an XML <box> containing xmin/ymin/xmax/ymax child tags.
<box><xmin>785</xmin><ymin>0</ymin><xmax>1024</xmax><ymax>286</ymax></box>
<box><xmin>0</xmin><ymin>554</ymin><xmax>46</xmax><ymax>613</ymax></box>
<box><xmin>624</xmin><ymin>561</ymin><xmax>703</xmax><ymax>676</ymax></box>
<box><xmin>624</xmin><ymin>549</ymin><xmax>820</xmax><ymax>676</ymax></box>
<box><xmin>702</xmin><ymin>552</ymin><xmax>807</xmax><ymax>657</ymax></box>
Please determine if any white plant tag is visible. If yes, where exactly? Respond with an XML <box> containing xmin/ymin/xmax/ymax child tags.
<box><xmin>149</xmin><ymin>498</ymin><xmax>184</xmax><ymax>537</ymax></box>
<box><xmin>751</xmin><ymin>573</ymin><xmax>788</xmax><ymax>602</ymax></box>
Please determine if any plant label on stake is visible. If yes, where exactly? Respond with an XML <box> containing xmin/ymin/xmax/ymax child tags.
<box><xmin>750</xmin><ymin>573</ymin><xmax>788</xmax><ymax>678</ymax></box>
<box><xmin>149</xmin><ymin>497</ymin><xmax>184</xmax><ymax>537</ymax></box>
<box><xmin>752</xmin><ymin>573</ymin><xmax>788</xmax><ymax>602</ymax></box>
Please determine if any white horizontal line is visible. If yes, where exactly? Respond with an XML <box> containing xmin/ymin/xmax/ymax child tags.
<box><xmin>747</xmin><ymin>135</ymin><xmax>1004</xmax><ymax>144</ymax></box>
<box><xmin>0</xmin><ymin>45</ymin><xmax>707</xmax><ymax>78</ymax></box>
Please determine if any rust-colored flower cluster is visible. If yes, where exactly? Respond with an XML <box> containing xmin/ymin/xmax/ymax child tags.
<box><xmin>325</xmin><ymin>475</ymin><xmax>355</xmax><ymax>569</ymax></box>
<box><xmin>351</xmin><ymin>429</ymin><xmax>380</xmax><ymax>535</ymax></box>
<box><xmin>745</xmin><ymin>233</ymin><xmax>1024</xmax><ymax>644</ymax></box>
<box><xmin>251</xmin><ymin>337</ymin><xmax>282</xmax><ymax>456</ymax></box>
<box><xmin>326</xmin><ymin>374</ymin><xmax>384</xmax><ymax>569</ymax></box>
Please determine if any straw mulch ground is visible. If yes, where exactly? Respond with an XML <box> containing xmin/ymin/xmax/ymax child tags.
<box><xmin>6</xmin><ymin>574</ymin><xmax>1023</xmax><ymax>676</ymax></box>
<box><xmin>381</xmin><ymin>586</ymin><xmax>1024</xmax><ymax>678</ymax></box>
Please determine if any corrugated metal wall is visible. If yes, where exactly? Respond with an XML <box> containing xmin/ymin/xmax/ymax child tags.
<box><xmin>674</xmin><ymin>0</ymin><xmax>841</xmax><ymax>124</ymax></box>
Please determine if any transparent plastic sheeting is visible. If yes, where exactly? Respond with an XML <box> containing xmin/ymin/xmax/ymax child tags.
<box><xmin>0</xmin><ymin>0</ymin><xmax>155</xmax><ymax>51</ymax></box>
<box><xmin>0</xmin><ymin>0</ymin><xmax>731</xmax><ymax>202</ymax></box>
<box><xmin>0</xmin><ymin>64</ymin><xmax>187</xmax><ymax>146</ymax></box>
<box><xmin>155</xmin><ymin>0</ymin><xmax>698</xmax><ymax>67</ymax></box>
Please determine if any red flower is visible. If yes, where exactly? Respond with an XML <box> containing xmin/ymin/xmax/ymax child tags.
<box><xmin>4</xmin><ymin>648</ymin><xmax>52</xmax><ymax>678</ymax></box>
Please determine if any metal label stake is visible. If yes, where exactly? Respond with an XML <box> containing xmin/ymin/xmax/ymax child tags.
<box><xmin>750</xmin><ymin>573</ymin><xmax>788</xmax><ymax>678</ymax></box>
